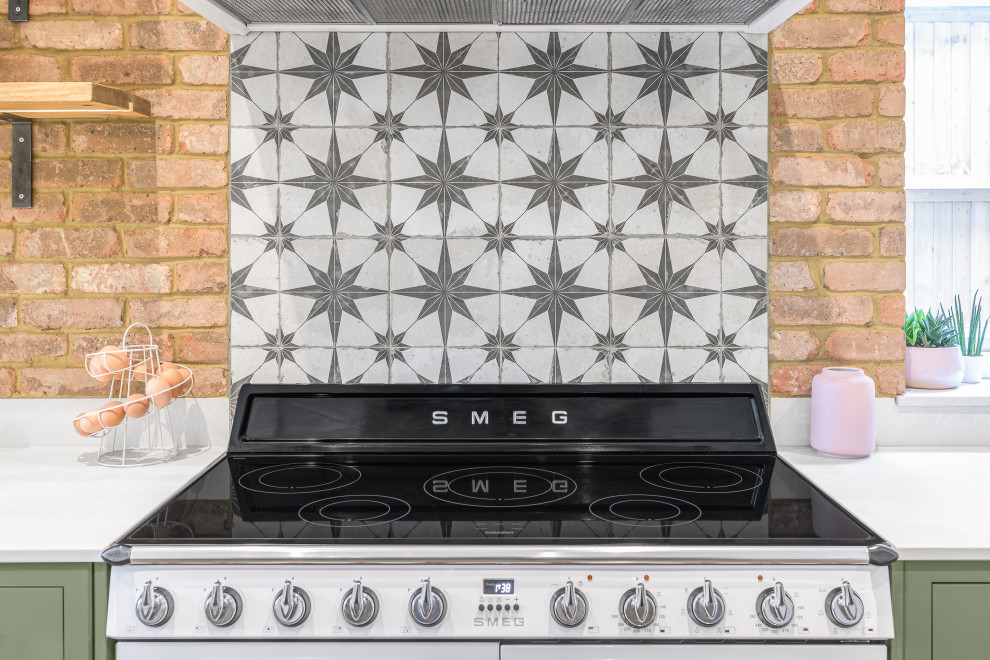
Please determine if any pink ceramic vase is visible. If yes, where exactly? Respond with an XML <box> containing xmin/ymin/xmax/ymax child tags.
<box><xmin>810</xmin><ymin>367</ymin><xmax>875</xmax><ymax>458</ymax></box>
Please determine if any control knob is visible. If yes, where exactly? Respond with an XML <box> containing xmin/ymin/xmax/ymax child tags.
<box><xmin>619</xmin><ymin>583</ymin><xmax>656</xmax><ymax>629</ymax></box>
<box><xmin>273</xmin><ymin>580</ymin><xmax>311</xmax><ymax>627</ymax></box>
<box><xmin>826</xmin><ymin>581</ymin><xmax>864</xmax><ymax>627</ymax></box>
<box><xmin>688</xmin><ymin>579</ymin><xmax>725</xmax><ymax>627</ymax></box>
<box><xmin>342</xmin><ymin>579</ymin><xmax>379</xmax><ymax>627</ymax></box>
<box><xmin>409</xmin><ymin>578</ymin><xmax>447</xmax><ymax>627</ymax></box>
<box><xmin>550</xmin><ymin>581</ymin><xmax>588</xmax><ymax>628</ymax></box>
<box><xmin>204</xmin><ymin>581</ymin><xmax>242</xmax><ymax>627</ymax></box>
<box><xmin>756</xmin><ymin>581</ymin><xmax>794</xmax><ymax>628</ymax></box>
<box><xmin>135</xmin><ymin>581</ymin><xmax>173</xmax><ymax>628</ymax></box>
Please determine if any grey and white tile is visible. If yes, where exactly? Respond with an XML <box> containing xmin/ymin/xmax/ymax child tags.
<box><xmin>499</xmin><ymin>33</ymin><xmax>607</xmax><ymax>126</ymax></box>
<box><xmin>279</xmin><ymin>32</ymin><xmax>387</xmax><ymax>127</ymax></box>
<box><xmin>279</xmin><ymin>128</ymin><xmax>387</xmax><ymax>237</ymax></box>
<box><xmin>391</xmin><ymin>128</ymin><xmax>497</xmax><ymax>236</ymax></box>
<box><xmin>231</xmin><ymin>32</ymin><xmax>279</xmax><ymax>127</ymax></box>
<box><xmin>501</xmin><ymin>127</ymin><xmax>607</xmax><ymax>236</ymax></box>
<box><xmin>611</xmin><ymin>33</ymin><xmax>719</xmax><ymax>126</ymax></box>
<box><xmin>391</xmin><ymin>239</ymin><xmax>499</xmax><ymax>347</ymax></box>
<box><xmin>720</xmin><ymin>33</ymin><xmax>769</xmax><ymax>127</ymax></box>
<box><xmin>390</xmin><ymin>33</ymin><xmax>498</xmax><ymax>126</ymax></box>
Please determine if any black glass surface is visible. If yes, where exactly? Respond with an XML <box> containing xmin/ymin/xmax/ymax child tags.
<box><xmin>118</xmin><ymin>454</ymin><xmax>880</xmax><ymax>546</ymax></box>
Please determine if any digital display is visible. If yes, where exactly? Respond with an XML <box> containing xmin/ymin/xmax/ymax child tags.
<box><xmin>484</xmin><ymin>579</ymin><xmax>514</xmax><ymax>595</ymax></box>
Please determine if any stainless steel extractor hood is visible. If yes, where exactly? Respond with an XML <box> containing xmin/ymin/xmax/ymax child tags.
<box><xmin>182</xmin><ymin>0</ymin><xmax>808</xmax><ymax>35</ymax></box>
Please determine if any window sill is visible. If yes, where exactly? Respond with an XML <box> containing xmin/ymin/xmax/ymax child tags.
<box><xmin>897</xmin><ymin>379</ymin><xmax>990</xmax><ymax>409</ymax></box>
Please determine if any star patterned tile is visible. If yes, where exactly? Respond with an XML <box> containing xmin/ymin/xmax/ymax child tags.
<box><xmin>391</xmin><ymin>128</ymin><xmax>498</xmax><ymax>236</ymax></box>
<box><xmin>611</xmin><ymin>33</ymin><xmax>719</xmax><ymax>127</ymax></box>
<box><xmin>230</xmin><ymin>29</ymin><xmax>769</xmax><ymax>387</ymax></box>
<box><xmin>279</xmin><ymin>32</ymin><xmax>387</xmax><ymax>127</ymax></box>
<box><xmin>231</xmin><ymin>33</ymin><xmax>278</xmax><ymax>127</ymax></box>
<box><xmin>390</xmin><ymin>33</ymin><xmax>497</xmax><ymax>126</ymax></box>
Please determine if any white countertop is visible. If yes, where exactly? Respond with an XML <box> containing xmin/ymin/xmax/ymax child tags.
<box><xmin>0</xmin><ymin>397</ymin><xmax>227</xmax><ymax>563</ymax></box>
<box><xmin>0</xmin><ymin>444</ymin><xmax>225</xmax><ymax>563</ymax></box>
<box><xmin>781</xmin><ymin>447</ymin><xmax>990</xmax><ymax>561</ymax></box>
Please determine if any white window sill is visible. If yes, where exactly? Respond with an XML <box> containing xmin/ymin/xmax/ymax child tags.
<box><xmin>897</xmin><ymin>379</ymin><xmax>990</xmax><ymax>409</ymax></box>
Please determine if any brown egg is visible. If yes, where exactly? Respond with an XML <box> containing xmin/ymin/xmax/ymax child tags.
<box><xmin>122</xmin><ymin>393</ymin><xmax>150</xmax><ymax>419</ymax></box>
<box><xmin>146</xmin><ymin>376</ymin><xmax>173</xmax><ymax>408</ymax></box>
<box><xmin>76</xmin><ymin>409</ymin><xmax>102</xmax><ymax>435</ymax></box>
<box><xmin>98</xmin><ymin>402</ymin><xmax>125</xmax><ymax>428</ymax></box>
<box><xmin>87</xmin><ymin>354</ymin><xmax>113</xmax><ymax>383</ymax></box>
<box><xmin>160</xmin><ymin>366</ymin><xmax>184</xmax><ymax>390</ymax></box>
<box><xmin>175</xmin><ymin>366</ymin><xmax>193</xmax><ymax>396</ymax></box>
<box><xmin>131</xmin><ymin>359</ymin><xmax>158</xmax><ymax>383</ymax></box>
<box><xmin>74</xmin><ymin>415</ymin><xmax>96</xmax><ymax>436</ymax></box>
<box><xmin>99</xmin><ymin>346</ymin><xmax>130</xmax><ymax>377</ymax></box>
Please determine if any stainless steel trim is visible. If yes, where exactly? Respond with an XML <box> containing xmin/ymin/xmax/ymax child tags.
<box><xmin>122</xmin><ymin>544</ymin><xmax>872</xmax><ymax>565</ymax></box>
<box><xmin>241</xmin><ymin>21</ymin><xmax>754</xmax><ymax>32</ymax></box>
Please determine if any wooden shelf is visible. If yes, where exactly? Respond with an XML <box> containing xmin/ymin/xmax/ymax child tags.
<box><xmin>0</xmin><ymin>83</ymin><xmax>150</xmax><ymax>119</ymax></box>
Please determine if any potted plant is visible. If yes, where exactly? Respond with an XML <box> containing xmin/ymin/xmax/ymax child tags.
<box><xmin>903</xmin><ymin>308</ymin><xmax>964</xmax><ymax>389</ymax></box>
<box><xmin>951</xmin><ymin>292</ymin><xmax>988</xmax><ymax>383</ymax></box>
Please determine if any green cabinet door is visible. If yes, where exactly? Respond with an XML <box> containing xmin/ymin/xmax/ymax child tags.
<box><xmin>893</xmin><ymin>561</ymin><xmax>990</xmax><ymax>660</ymax></box>
<box><xmin>0</xmin><ymin>586</ymin><xmax>65</xmax><ymax>659</ymax></box>
<box><xmin>931</xmin><ymin>584</ymin><xmax>990</xmax><ymax>660</ymax></box>
<box><xmin>0</xmin><ymin>563</ymin><xmax>110</xmax><ymax>660</ymax></box>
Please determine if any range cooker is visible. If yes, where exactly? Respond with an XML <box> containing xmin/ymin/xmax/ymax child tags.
<box><xmin>104</xmin><ymin>384</ymin><xmax>896</xmax><ymax>659</ymax></box>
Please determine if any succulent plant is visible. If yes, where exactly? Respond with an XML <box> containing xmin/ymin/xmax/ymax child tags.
<box><xmin>951</xmin><ymin>292</ymin><xmax>989</xmax><ymax>357</ymax></box>
<box><xmin>904</xmin><ymin>308</ymin><xmax>958</xmax><ymax>348</ymax></box>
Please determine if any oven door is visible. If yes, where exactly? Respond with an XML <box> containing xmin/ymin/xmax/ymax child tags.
<box><xmin>116</xmin><ymin>642</ymin><xmax>500</xmax><ymax>659</ymax></box>
<box><xmin>501</xmin><ymin>645</ymin><xmax>887</xmax><ymax>659</ymax></box>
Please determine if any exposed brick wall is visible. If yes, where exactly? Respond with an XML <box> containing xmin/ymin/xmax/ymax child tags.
<box><xmin>769</xmin><ymin>0</ymin><xmax>906</xmax><ymax>397</ymax></box>
<box><xmin>0</xmin><ymin>0</ymin><xmax>228</xmax><ymax>397</ymax></box>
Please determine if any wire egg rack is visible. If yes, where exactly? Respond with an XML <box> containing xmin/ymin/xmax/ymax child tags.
<box><xmin>74</xmin><ymin>323</ymin><xmax>194</xmax><ymax>468</ymax></box>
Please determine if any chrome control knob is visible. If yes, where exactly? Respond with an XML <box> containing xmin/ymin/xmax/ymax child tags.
<box><xmin>688</xmin><ymin>579</ymin><xmax>726</xmax><ymax>627</ymax></box>
<box><xmin>551</xmin><ymin>581</ymin><xmax>588</xmax><ymax>628</ymax></box>
<box><xmin>826</xmin><ymin>581</ymin><xmax>864</xmax><ymax>628</ymax></box>
<box><xmin>619</xmin><ymin>583</ymin><xmax>656</xmax><ymax>629</ymax></box>
<box><xmin>409</xmin><ymin>578</ymin><xmax>447</xmax><ymax>627</ymax></box>
<box><xmin>135</xmin><ymin>581</ymin><xmax>173</xmax><ymax>628</ymax></box>
<box><xmin>273</xmin><ymin>580</ymin><xmax>311</xmax><ymax>627</ymax></box>
<box><xmin>342</xmin><ymin>580</ymin><xmax>379</xmax><ymax>627</ymax></box>
<box><xmin>756</xmin><ymin>581</ymin><xmax>794</xmax><ymax>628</ymax></box>
<box><xmin>204</xmin><ymin>581</ymin><xmax>242</xmax><ymax>627</ymax></box>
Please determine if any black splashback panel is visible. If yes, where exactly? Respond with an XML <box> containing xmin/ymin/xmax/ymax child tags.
<box><xmin>230</xmin><ymin>384</ymin><xmax>773</xmax><ymax>454</ymax></box>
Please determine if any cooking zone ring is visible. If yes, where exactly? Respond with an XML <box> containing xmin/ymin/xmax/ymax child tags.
<box><xmin>640</xmin><ymin>462</ymin><xmax>764</xmax><ymax>494</ymax></box>
<box><xmin>298</xmin><ymin>495</ymin><xmax>412</xmax><ymax>528</ymax></box>
<box><xmin>588</xmin><ymin>494</ymin><xmax>703</xmax><ymax>527</ymax></box>
<box><xmin>238</xmin><ymin>462</ymin><xmax>362</xmax><ymax>494</ymax></box>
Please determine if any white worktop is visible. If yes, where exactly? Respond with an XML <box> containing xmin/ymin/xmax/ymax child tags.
<box><xmin>781</xmin><ymin>447</ymin><xmax>990</xmax><ymax>561</ymax></box>
<box><xmin>0</xmin><ymin>398</ymin><xmax>227</xmax><ymax>563</ymax></box>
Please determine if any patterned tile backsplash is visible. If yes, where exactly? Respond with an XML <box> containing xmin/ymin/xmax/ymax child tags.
<box><xmin>229</xmin><ymin>31</ymin><xmax>769</xmax><ymax>399</ymax></box>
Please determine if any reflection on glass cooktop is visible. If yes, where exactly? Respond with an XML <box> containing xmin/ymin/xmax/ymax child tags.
<box><xmin>119</xmin><ymin>454</ymin><xmax>880</xmax><ymax>546</ymax></box>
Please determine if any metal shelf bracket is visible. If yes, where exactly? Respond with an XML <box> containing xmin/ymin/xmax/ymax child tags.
<box><xmin>1</xmin><ymin>114</ymin><xmax>32</xmax><ymax>208</ymax></box>
<box><xmin>8</xmin><ymin>0</ymin><xmax>28</xmax><ymax>21</ymax></box>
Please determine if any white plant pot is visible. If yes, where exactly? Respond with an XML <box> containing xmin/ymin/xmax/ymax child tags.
<box><xmin>962</xmin><ymin>355</ymin><xmax>986</xmax><ymax>383</ymax></box>
<box><xmin>904</xmin><ymin>346</ymin><xmax>964</xmax><ymax>389</ymax></box>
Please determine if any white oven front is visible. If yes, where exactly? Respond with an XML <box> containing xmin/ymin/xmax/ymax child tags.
<box><xmin>117</xmin><ymin>642</ymin><xmax>501</xmax><ymax>659</ymax></box>
<box><xmin>117</xmin><ymin>642</ymin><xmax>887</xmax><ymax>659</ymax></box>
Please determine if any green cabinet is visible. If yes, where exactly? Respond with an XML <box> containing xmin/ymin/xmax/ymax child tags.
<box><xmin>891</xmin><ymin>561</ymin><xmax>990</xmax><ymax>660</ymax></box>
<box><xmin>0</xmin><ymin>563</ymin><xmax>112</xmax><ymax>660</ymax></box>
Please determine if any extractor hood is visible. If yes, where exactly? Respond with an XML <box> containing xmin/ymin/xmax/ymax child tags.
<box><xmin>182</xmin><ymin>0</ymin><xmax>808</xmax><ymax>35</ymax></box>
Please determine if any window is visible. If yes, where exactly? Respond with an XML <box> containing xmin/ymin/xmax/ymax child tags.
<box><xmin>904</xmin><ymin>1</ymin><xmax>990</xmax><ymax>312</ymax></box>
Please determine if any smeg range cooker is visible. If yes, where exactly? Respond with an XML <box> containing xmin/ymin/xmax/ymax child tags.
<box><xmin>104</xmin><ymin>384</ymin><xmax>897</xmax><ymax>660</ymax></box>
